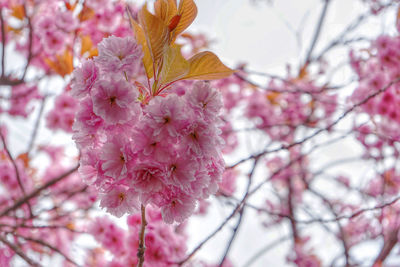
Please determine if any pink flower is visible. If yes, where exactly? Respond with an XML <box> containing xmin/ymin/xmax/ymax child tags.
<box><xmin>166</xmin><ymin>156</ymin><xmax>197</xmax><ymax>190</ymax></box>
<box><xmin>95</xmin><ymin>36</ymin><xmax>142</xmax><ymax>76</ymax></box>
<box><xmin>91</xmin><ymin>79</ymin><xmax>139</xmax><ymax>125</ymax></box>
<box><xmin>160</xmin><ymin>190</ymin><xmax>196</xmax><ymax>224</ymax></box>
<box><xmin>145</xmin><ymin>94</ymin><xmax>189</xmax><ymax>139</ymax></box>
<box><xmin>46</xmin><ymin>109</ymin><xmax>63</xmax><ymax>130</ymax></box>
<box><xmin>144</xmin><ymin>232</ymin><xmax>169</xmax><ymax>263</ymax></box>
<box><xmin>88</xmin><ymin>217</ymin><xmax>114</xmax><ymax>240</ymax></box>
<box><xmin>58</xmin><ymin>108</ymin><xmax>76</xmax><ymax>132</ymax></box>
<box><xmin>129</xmin><ymin>162</ymin><xmax>167</xmax><ymax>194</ymax></box>
<box><xmin>0</xmin><ymin>162</ymin><xmax>18</xmax><ymax>191</ymax></box>
<box><xmin>218</xmin><ymin>169</ymin><xmax>237</xmax><ymax>196</ymax></box>
<box><xmin>180</xmin><ymin>120</ymin><xmax>221</xmax><ymax>157</ymax></box>
<box><xmin>73</xmin><ymin>98</ymin><xmax>104</xmax><ymax>148</ymax></box>
<box><xmin>36</xmin><ymin>16</ymin><xmax>56</xmax><ymax>33</ymax></box>
<box><xmin>54</xmin><ymin>92</ymin><xmax>77</xmax><ymax>111</ymax></box>
<box><xmin>220</xmin><ymin>120</ymin><xmax>238</xmax><ymax>154</ymax></box>
<box><xmin>71</xmin><ymin>59</ymin><xmax>99</xmax><ymax>97</ymax></box>
<box><xmin>43</xmin><ymin>30</ymin><xmax>65</xmax><ymax>54</ymax></box>
<box><xmin>8</xmin><ymin>84</ymin><xmax>39</xmax><ymax>117</ymax></box>
<box><xmin>102</xmin><ymin>224</ymin><xmax>126</xmax><ymax>256</ymax></box>
<box><xmin>203</xmin><ymin>156</ymin><xmax>225</xmax><ymax>198</ymax></box>
<box><xmin>99</xmin><ymin>185</ymin><xmax>139</xmax><ymax>217</ymax></box>
<box><xmin>0</xmin><ymin>246</ymin><xmax>14</xmax><ymax>267</ymax></box>
<box><xmin>79</xmin><ymin>149</ymin><xmax>101</xmax><ymax>185</ymax></box>
<box><xmin>100</xmin><ymin>135</ymin><xmax>132</xmax><ymax>179</ymax></box>
<box><xmin>55</xmin><ymin>10</ymin><xmax>77</xmax><ymax>32</ymax></box>
<box><xmin>185</xmin><ymin>81</ymin><xmax>223</xmax><ymax>121</ymax></box>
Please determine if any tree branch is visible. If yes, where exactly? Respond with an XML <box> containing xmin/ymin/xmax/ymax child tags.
<box><xmin>0</xmin><ymin>165</ymin><xmax>79</xmax><ymax>217</ymax></box>
<box><xmin>0</xmin><ymin>8</ymin><xmax>5</xmax><ymax>78</ymax></box>
<box><xmin>0</xmin><ymin>130</ymin><xmax>33</xmax><ymax>217</ymax></box>
<box><xmin>137</xmin><ymin>204</ymin><xmax>147</xmax><ymax>267</ymax></box>
<box><xmin>0</xmin><ymin>235</ymin><xmax>41</xmax><ymax>267</ymax></box>
<box><xmin>304</xmin><ymin>0</ymin><xmax>331</xmax><ymax>66</ymax></box>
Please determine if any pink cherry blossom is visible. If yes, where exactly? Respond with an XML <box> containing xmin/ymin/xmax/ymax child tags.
<box><xmin>129</xmin><ymin>162</ymin><xmax>167</xmax><ymax>194</ymax></box>
<box><xmin>160</xmin><ymin>190</ymin><xmax>197</xmax><ymax>224</ymax></box>
<box><xmin>185</xmin><ymin>81</ymin><xmax>223</xmax><ymax>121</ymax></box>
<box><xmin>144</xmin><ymin>94</ymin><xmax>189</xmax><ymax>139</ymax></box>
<box><xmin>71</xmin><ymin>59</ymin><xmax>99</xmax><ymax>97</ymax></box>
<box><xmin>100</xmin><ymin>135</ymin><xmax>132</xmax><ymax>180</ymax></box>
<box><xmin>99</xmin><ymin>185</ymin><xmax>139</xmax><ymax>217</ymax></box>
<box><xmin>91</xmin><ymin>79</ymin><xmax>139</xmax><ymax>125</ymax></box>
<box><xmin>95</xmin><ymin>36</ymin><xmax>142</xmax><ymax>76</ymax></box>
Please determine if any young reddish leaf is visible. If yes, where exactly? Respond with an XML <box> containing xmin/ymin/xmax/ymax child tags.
<box><xmin>183</xmin><ymin>51</ymin><xmax>234</xmax><ymax>80</ymax></box>
<box><xmin>154</xmin><ymin>0</ymin><xmax>169</xmax><ymax>22</ymax></box>
<box><xmin>266</xmin><ymin>92</ymin><xmax>281</xmax><ymax>105</ymax></box>
<box><xmin>80</xmin><ymin>35</ymin><xmax>98</xmax><ymax>58</ymax></box>
<box><xmin>65</xmin><ymin>2</ymin><xmax>78</xmax><ymax>11</ymax></box>
<box><xmin>297</xmin><ymin>62</ymin><xmax>309</xmax><ymax>80</ymax></box>
<box><xmin>11</xmin><ymin>5</ymin><xmax>25</xmax><ymax>20</ymax></box>
<box><xmin>139</xmin><ymin>4</ymin><xmax>170</xmax><ymax>66</ymax></box>
<box><xmin>45</xmin><ymin>49</ymin><xmax>74</xmax><ymax>77</ymax></box>
<box><xmin>154</xmin><ymin>0</ymin><xmax>177</xmax><ymax>25</ymax></box>
<box><xmin>129</xmin><ymin>15</ymin><xmax>154</xmax><ymax>78</ymax></box>
<box><xmin>134</xmin><ymin>80</ymin><xmax>149</xmax><ymax>96</ymax></box>
<box><xmin>160</xmin><ymin>44</ymin><xmax>189</xmax><ymax>85</ymax></box>
<box><xmin>6</xmin><ymin>26</ymin><xmax>23</xmax><ymax>35</ymax></box>
<box><xmin>17</xmin><ymin>153</ymin><xmax>30</xmax><ymax>168</ymax></box>
<box><xmin>80</xmin><ymin>35</ymin><xmax>93</xmax><ymax>56</ymax></box>
<box><xmin>171</xmin><ymin>0</ymin><xmax>197</xmax><ymax>41</ymax></box>
<box><xmin>168</xmin><ymin>15</ymin><xmax>181</xmax><ymax>31</ymax></box>
<box><xmin>78</xmin><ymin>5</ymin><xmax>95</xmax><ymax>22</ymax></box>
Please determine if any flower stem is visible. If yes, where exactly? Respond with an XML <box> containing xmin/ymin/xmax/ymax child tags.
<box><xmin>137</xmin><ymin>204</ymin><xmax>147</xmax><ymax>267</ymax></box>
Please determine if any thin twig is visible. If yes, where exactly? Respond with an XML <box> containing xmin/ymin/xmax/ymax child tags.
<box><xmin>179</xmin><ymin>158</ymin><xmax>260</xmax><ymax>266</ymax></box>
<box><xmin>218</xmin><ymin>158</ymin><xmax>259</xmax><ymax>265</ymax></box>
<box><xmin>242</xmin><ymin>235</ymin><xmax>290</xmax><ymax>267</ymax></box>
<box><xmin>308</xmin><ymin>188</ymin><xmax>351</xmax><ymax>266</ymax></box>
<box><xmin>14</xmin><ymin>234</ymin><xmax>80</xmax><ymax>267</ymax></box>
<box><xmin>0</xmin><ymin>165</ymin><xmax>78</xmax><ymax>217</ymax></box>
<box><xmin>0</xmin><ymin>8</ymin><xmax>5</xmax><ymax>77</ymax></box>
<box><xmin>303</xmin><ymin>0</ymin><xmax>331</xmax><ymax>65</ymax></box>
<box><xmin>228</xmin><ymin>77</ymin><xmax>400</xmax><ymax>169</ymax></box>
<box><xmin>27</xmin><ymin>96</ymin><xmax>47</xmax><ymax>156</ymax></box>
<box><xmin>178</xmin><ymin>200</ymin><xmax>241</xmax><ymax>265</ymax></box>
<box><xmin>0</xmin><ymin>235</ymin><xmax>41</xmax><ymax>267</ymax></box>
<box><xmin>21</xmin><ymin>7</ymin><xmax>33</xmax><ymax>81</ymax></box>
<box><xmin>372</xmin><ymin>227</ymin><xmax>400</xmax><ymax>266</ymax></box>
<box><xmin>0</xmin><ymin>130</ymin><xmax>34</xmax><ymax>217</ymax></box>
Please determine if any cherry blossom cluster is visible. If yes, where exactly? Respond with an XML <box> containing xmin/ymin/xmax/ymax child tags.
<box><xmin>7</xmin><ymin>84</ymin><xmax>41</xmax><ymax>118</ymax></box>
<box><xmin>1</xmin><ymin>0</ymin><xmax>135</xmax><ymax>121</ymax></box>
<box><xmin>86</xmin><ymin>207</ymin><xmax>187</xmax><ymax>266</ymax></box>
<box><xmin>350</xmin><ymin>35</ymin><xmax>400</xmax><ymax>124</ymax></box>
<box><xmin>72</xmin><ymin>35</ymin><xmax>225</xmax><ymax>223</ymax></box>
<box><xmin>350</xmin><ymin>33</ymin><xmax>400</xmax><ymax>189</ymax></box>
<box><xmin>246</xmin><ymin>79</ymin><xmax>337</xmax><ymax>142</ymax></box>
<box><xmin>0</xmin><ymin>134</ymin><xmax>95</xmax><ymax>266</ymax></box>
<box><xmin>46</xmin><ymin>92</ymin><xmax>78</xmax><ymax>132</ymax></box>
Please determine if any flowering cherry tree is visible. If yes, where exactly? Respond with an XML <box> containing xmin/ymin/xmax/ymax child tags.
<box><xmin>1</xmin><ymin>0</ymin><xmax>400</xmax><ymax>266</ymax></box>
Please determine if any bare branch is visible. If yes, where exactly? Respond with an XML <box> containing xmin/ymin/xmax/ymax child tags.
<box><xmin>0</xmin><ymin>8</ymin><xmax>5</xmax><ymax>78</ymax></box>
<box><xmin>228</xmin><ymin>77</ymin><xmax>400</xmax><ymax>169</ymax></box>
<box><xmin>303</xmin><ymin>0</ymin><xmax>331</xmax><ymax>66</ymax></box>
<box><xmin>0</xmin><ymin>235</ymin><xmax>41</xmax><ymax>267</ymax></box>
<box><xmin>0</xmin><ymin>129</ymin><xmax>33</xmax><ymax>217</ymax></box>
<box><xmin>0</xmin><ymin>165</ymin><xmax>79</xmax><ymax>217</ymax></box>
